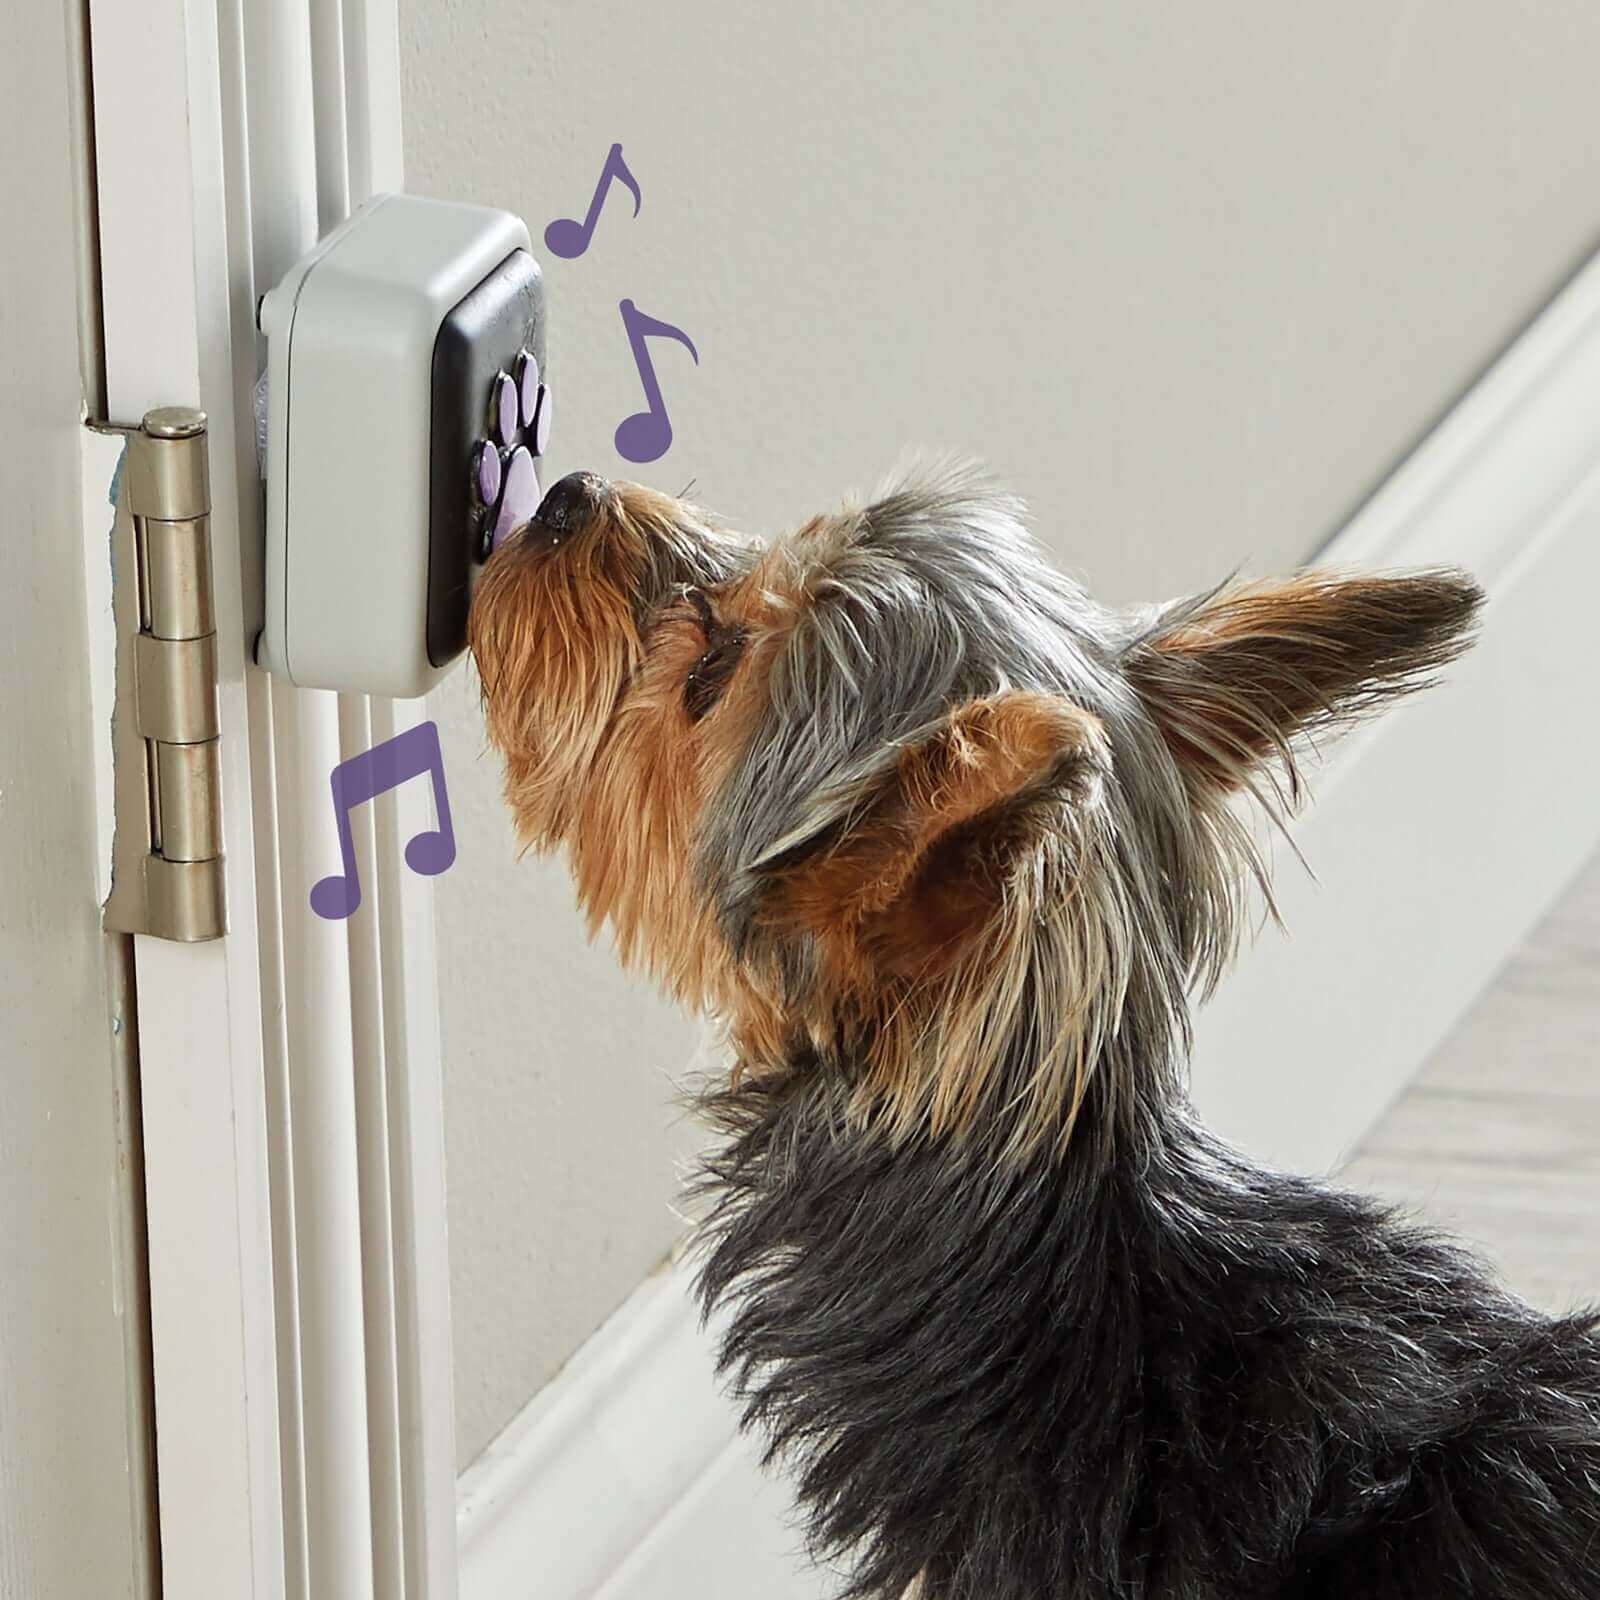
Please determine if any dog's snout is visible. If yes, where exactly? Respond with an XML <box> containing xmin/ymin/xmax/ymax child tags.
<box><xmin>535</xmin><ymin>471</ymin><xmax>607</xmax><ymax>533</ymax></box>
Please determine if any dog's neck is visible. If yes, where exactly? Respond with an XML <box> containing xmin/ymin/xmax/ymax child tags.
<box><xmin>693</xmin><ymin>1061</ymin><xmax>1181</xmax><ymax>1595</ymax></box>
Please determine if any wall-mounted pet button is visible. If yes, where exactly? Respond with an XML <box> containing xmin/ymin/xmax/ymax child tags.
<box><xmin>256</xmin><ymin>192</ymin><xmax>547</xmax><ymax>697</ymax></box>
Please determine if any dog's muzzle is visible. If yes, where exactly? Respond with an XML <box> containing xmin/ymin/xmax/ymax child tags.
<box><xmin>534</xmin><ymin>470</ymin><xmax>607</xmax><ymax>533</ymax></box>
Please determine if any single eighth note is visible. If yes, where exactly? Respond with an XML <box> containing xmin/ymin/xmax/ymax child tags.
<box><xmin>614</xmin><ymin>298</ymin><xmax>699</xmax><ymax>465</ymax></box>
<box><xmin>544</xmin><ymin>143</ymin><xmax>641</xmax><ymax>260</ymax></box>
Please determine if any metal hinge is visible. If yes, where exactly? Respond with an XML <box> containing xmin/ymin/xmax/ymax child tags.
<box><xmin>99</xmin><ymin>407</ymin><xmax>227</xmax><ymax>942</ymax></box>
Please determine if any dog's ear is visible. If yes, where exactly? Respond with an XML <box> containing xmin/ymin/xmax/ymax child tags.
<box><xmin>1126</xmin><ymin>569</ymin><xmax>1482</xmax><ymax>800</ymax></box>
<box><xmin>763</xmin><ymin>690</ymin><xmax>1109</xmax><ymax>980</ymax></box>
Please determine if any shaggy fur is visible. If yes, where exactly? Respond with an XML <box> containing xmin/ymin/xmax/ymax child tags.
<box><xmin>469</xmin><ymin>462</ymin><xmax>1600</xmax><ymax>1599</ymax></box>
<box><xmin>697</xmin><ymin>1077</ymin><xmax>1600</xmax><ymax>1599</ymax></box>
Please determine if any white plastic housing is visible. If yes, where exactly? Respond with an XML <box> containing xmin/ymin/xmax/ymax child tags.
<box><xmin>258</xmin><ymin>192</ymin><xmax>531</xmax><ymax>696</ymax></box>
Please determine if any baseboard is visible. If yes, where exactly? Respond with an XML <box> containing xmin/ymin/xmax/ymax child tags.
<box><xmin>1189</xmin><ymin>250</ymin><xmax>1600</xmax><ymax>1170</ymax></box>
<box><xmin>456</xmin><ymin>1263</ymin><xmax>725</xmax><ymax>1596</ymax></box>
<box><xmin>457</xmin><ymin>249</ymin><xmax>1600</xmax><ymax>1597</ymax></box>
<box><xmin>456</xmin><ymin>1259</ymin><xmax>827</xmax><ymax>1598</ymax></box>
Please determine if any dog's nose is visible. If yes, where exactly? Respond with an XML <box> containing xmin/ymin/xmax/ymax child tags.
<box><xmin>535</xmin><ymin>471</ymin><xmax>606</xmax><ymax>533</ymax></box>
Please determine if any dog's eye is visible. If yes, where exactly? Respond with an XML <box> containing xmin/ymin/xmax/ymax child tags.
<box><xmin>685</xmin><ymin>631</ymin><xmax>746</xmax><ymax>722</ymax></box>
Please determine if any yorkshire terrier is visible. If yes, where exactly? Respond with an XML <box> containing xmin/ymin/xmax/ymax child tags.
<box><xmin>469</xmin><ymin>464</ymin><xmax>1600</xmax><ymax>1599</ymax></box>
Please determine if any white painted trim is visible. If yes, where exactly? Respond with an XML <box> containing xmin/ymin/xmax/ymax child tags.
<box><xmin>87</xmin><ymin>0</ymin><xmax>455</xmax><ymax>1596</ymax></box>
<box><xmin>370</xmin><ymin>701</ymin><xmax>461</xmax><ymax>1600</ymax></box>
<box><xmin>308</xmin><ymin>0</ymin><xmax>461</xmax><ymax>1588</ymax></box>
<box><xmin>88</xmin><ymin>0</ymin><xmax>287</xmax><ymax>1593</ymax></box>
<box><xmin>457</xmin><ymin>1265</ymin><xmax>737</xmax><ymax>1598</ymax></box>
<box><xmin>593</xmin><ymin>1428</ymin><xmax>827</xmax><ymax>1600</ymax></box>
<box><xmin>456</xmin><ymin>245</ymin><xmax>1600</xmax><ymax>1600</ymax></box>
<box><xmin>247</xmin><ymin>0</ymin><xmax>460</xmax><ymax>1590</ymax></box>
<box><xmin>239</xmin><ymin>7</ymin><xmax>376</xmax><ymax>1590</ymax></box>
<box><xmin>457</xmin><ymin>1260</ymin><xmax>839</xmax><ymax>1599</ymax></box>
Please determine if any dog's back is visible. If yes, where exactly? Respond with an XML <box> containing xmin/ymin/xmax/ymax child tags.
<box><xmin>698</xmin><ymin>1080</ymin><xmax>1600</xmax><ymax>1599</ymax></box>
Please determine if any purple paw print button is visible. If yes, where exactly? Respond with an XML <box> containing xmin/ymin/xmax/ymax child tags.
<box><xmin>474</xmin><ymin>349</ymin><xmax>551</xmax><ymax>557</ymax></box>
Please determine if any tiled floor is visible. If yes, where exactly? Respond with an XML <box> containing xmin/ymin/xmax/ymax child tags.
<box><xmin>1341</xmin><ymin>846</ymin><xmax>1600</xmax><ymax>1313</ymax></box>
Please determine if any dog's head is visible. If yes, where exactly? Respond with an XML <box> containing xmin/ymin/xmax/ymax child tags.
<box><xmin>470</xmin><ymin>463</ymin><xmax>1480</xmax><ymax>1156</ymax></box>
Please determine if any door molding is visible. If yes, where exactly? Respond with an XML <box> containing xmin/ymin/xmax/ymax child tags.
<box><xmin>83</xmin><ymin>2</ymin><xmax>457</xmax><ymax>1596</ymax></box>
<box><xmin>457</xmin><ymin>241</ymin><xmax>1600</xmax><ymax>1598</ymax></box>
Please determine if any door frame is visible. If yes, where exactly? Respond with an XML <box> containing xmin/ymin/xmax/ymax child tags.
<box><xmin>81</xmin><ymin>2</ymin><xmax>457</xmax><ymax>1596</ymax></box>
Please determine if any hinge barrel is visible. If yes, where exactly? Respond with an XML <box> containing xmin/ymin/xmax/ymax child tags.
<box><xmin>144</xmin><ymin>517</ymin><xmax>214</xmax><ymax>638</ymax></box>
<box><xmin>103</xmin><ymin>407</ymin><xmax>228</xmax><ymax>942</ymax></box>
<box><xmin>135</xmin><ymin>633</ymin><xmax>222</xmax><ymax>742</ymax></box>
<box><xmin>155</xmin><ymin>741</ymin><xmax>224</xmax><ymax>861</ymax></box>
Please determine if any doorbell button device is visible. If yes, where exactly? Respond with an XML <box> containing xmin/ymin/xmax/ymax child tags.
<box><xmin>257</xmin><ymin>192</ymin><xmax>548</xmax><ymax>698</ymax></box>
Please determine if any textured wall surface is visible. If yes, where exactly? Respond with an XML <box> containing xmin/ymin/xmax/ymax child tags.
<box><xmin>401</xmin><ymin>0</ymin><xmax>1600</xmax><ymax>1467</ymax></box>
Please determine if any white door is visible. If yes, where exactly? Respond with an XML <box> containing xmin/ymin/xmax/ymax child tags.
<box><xmin>73</xmin><ymin>3</ymin><xmax>458</xmax><ymax>1597</ymax></box>
<box><xmin>1</xmin><ymin>6</ymin><xmax>157</xmax><ymax>1597</ymax></box>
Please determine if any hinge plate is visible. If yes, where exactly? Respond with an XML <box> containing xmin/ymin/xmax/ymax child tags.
<box><xmin>100</xmin><ymin>407</ymin><xmax>227</xmax><ymax>942</ymax></box>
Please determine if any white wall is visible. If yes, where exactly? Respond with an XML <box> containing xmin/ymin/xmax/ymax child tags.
<box><xmin>0</xmin><ymin>1</ymin><xmax>154</xmax><ymax>1592</ymax></box>
<box><xmin>402</xmin><ymin>0</ymin><xmax>1600</xmax><ymax>1467</ymax></box>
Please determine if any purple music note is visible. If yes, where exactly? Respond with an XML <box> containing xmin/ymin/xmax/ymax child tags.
<box><xmin>544</xmin><ymin>143</ymin><xmax>641</xmax><ymax>260</ymax></box>
<box><xmin>614</xmin><ymin>299</ymin><xmax>699</xmax><ymax>465</ymax></box>
<box><xmin>310</xmin><ymin>721</ymin><xmax>456</xmax><ymax>920</ymax></box>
